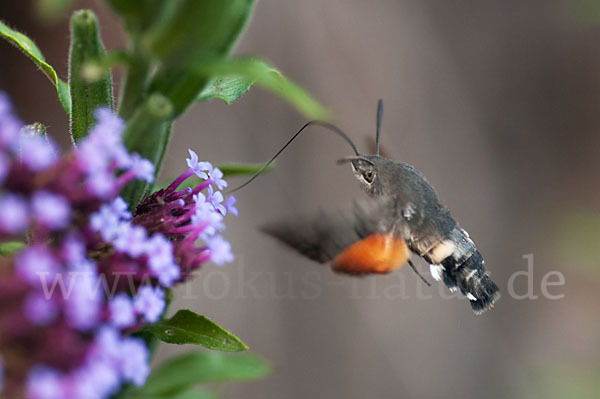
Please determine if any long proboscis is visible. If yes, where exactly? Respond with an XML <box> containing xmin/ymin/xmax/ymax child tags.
<box><xmin>228</xmin><ymin>121</ymin><xmax>359</xmax><ymax>194</ymax></box>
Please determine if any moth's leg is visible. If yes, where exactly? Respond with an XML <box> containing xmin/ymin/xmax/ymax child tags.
<box><xmin>408</xmin><ymin>259</ymin><xmax>431</xmax><ymax>287</ymax></box>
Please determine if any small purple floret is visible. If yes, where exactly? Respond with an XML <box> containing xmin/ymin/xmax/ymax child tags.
<box><xmin>26</xmin><ymin>365</ymin><xmax>64</xmax><ymax>399</ymax></box>
<box><xmin>225</xmin><ymin>195</ymin><xmax>239</xmax><ymax>216</ymax></box>
<box><xmin>31</xmin><ymin>190</ymin><xmax>71</xmax><ymax>230</ymax></box>
<box><xmin>206</xmin><ymin>185</ymin><xmax>226</xmax><ymax>214</ymax></box>
<box><xmin>113</xmin><ymin>224</ymin><xmax>148</xmax><ymax>258</ymax></box>
<box><xmin>90</xmin><ymin>198</ymin><xmax>132</xmax><ymax>241</ymax></box>
<box><xmin>61</xmin><ymin>235</ymin><xmax>87</xmax><ymax>266</ymax></box>
<box><xmin>16</xmin><ymin>246</ymin><xmax>59</xmax><ymax>286</ymax></box>
<box><xmin>0</xmin><ymin>193</ymin><xmax>29</xmax><ymax>233</ymax></box>
<box><xmin>145</xmin><ymin>234</ymin><xmax>180</xmax><ymax>286</ymax></box>
<box><xmin>19</xmin><ymin>134</ymin><xmax>57</xmax><ymax>172</ymax></box>
<box><xmin>207</xmin><ymin>165</ymin><xmax>227</xmax><ymax>190</ymax></box>
<box><xmin>109</xmin><ymin>293</ymin><xmax>136</xmax><ymax>328</ymax></box>
<box><xmin>186</xmin><ymin>149</ymin><xmax>212</xmax><ymax>179</ymax></box>
<box><xmin>86</xmin><ymin>170</ymin><xmax>116</xmax><ymax>199</ymax></box>
<box><xmin>130</xmin><ymin>154</ymin><xmax>155</xmax><ymax>183</ymax></box>
<box><xmin>69</xmin><ymin>360</ymin><xmax>120</xmax><ymax>399</ymax></box>
<box><xmin>64</xmin><ymin>262</ymin><xmax>101</xmax><ymax>330</ymax></box>
<box><xmin>117</xmin><ymin>338</ymin><xmax>150</xmax><ymax>386</ymax></box>
<box><xmin>23</xmin><ymin>292</ymin><xmax>59</xmax><ymax>325</ymax></box>
<box><xmin>207</xmin><ymin>235</ymin><xmax>234</xmax><ymax>266</ymax></box>
<box><xmin>133</xmin><ymin>285</ymin><xmax>165</xmax><ymax>323</ymax></box>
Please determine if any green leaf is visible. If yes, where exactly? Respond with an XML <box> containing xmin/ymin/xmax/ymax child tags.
<box><xmin>0</xmin><ymin>241</ymin><xmax>25</xmax><ymax>257</ymax></box>
<box><xmin>196</xmin><ymin>58</ymin><xmax>330</xmax><ymax>120</ymax></box>
<box><xmin>142</xmin><ymin>309</ymin><xmax>248</xmax><ymax>351</ymax></box>
<box><xmin>68</xmin><ymin>10</ymin><xmax>113</xmax><ymax>142</ymax></box>
<box><xmin>196</xmin><ymin>76</ymin><xmax>255</xmax><ymax>104</ymax></box>
<box><xmin>116</xmin><ymin>381</ymin><xmax>217</xmax><ymax>399</ymax></box>
<box><xmin>144</xmin><ymin>0</ymin><xmax>256</xmax><ymax>65</ymax></box>
<box><xmin>128</xmin><ymin>351</ymin><xmax>270</xmax><ymax>398</ymax></box>
<box><xmin>0</xmin><ymin>20</ymin><xmax>71</xmax><ymax>114</ymax></box>
<box><xmin>146</xmin><ymin>0</ymin><xmax>258</xmax><ymax>116</ymax></box>
<box><xmin>218</xmin><ymin>161</ymin><xmax>274</xmax><ymax>177</ymax></box>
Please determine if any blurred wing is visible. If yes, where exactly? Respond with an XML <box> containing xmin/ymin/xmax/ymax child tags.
<box><xmin>261</xmin><ymin>198</ymin><xmax>410</xmax><ymax>275</ymax></box>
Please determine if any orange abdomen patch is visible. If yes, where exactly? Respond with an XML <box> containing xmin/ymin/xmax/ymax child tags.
<box><xmin>332</xmin><ymin>233</ymin><xmax>409</xmax><ymax>274</ymax></box>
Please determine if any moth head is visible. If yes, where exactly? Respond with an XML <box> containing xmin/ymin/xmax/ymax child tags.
<box><xmin>337</xmin><ymin>156</ymin><xmax>381</xmax><ymax>195</ymax></box>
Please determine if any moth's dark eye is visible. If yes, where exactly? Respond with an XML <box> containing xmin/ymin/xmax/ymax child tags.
<box><xmin>363</xmin><ymin>170</ymin><xmax>375</xmax><ymax>183</ymax></box>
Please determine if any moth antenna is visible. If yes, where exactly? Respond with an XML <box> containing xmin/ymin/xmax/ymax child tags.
<box><xmin>228</xmin><ymin>120</ymin><xmax>360</xmax><ymax>193</ymax></box>
<box><xmin>375</xmin><ymin>99</ymin><xmax>383</xmax><ymax>156</ymax></box>
<box><xmin>408</xmin><ymin>259</ymin><xmax>431</xmax><ymax>287</ymax></box>
<box><xmin>336</xmin><ymin>156</ymin><xmax>375</xmax><ymax>166</ymax></box>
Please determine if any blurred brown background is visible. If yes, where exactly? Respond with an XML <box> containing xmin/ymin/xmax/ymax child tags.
<box><xmin>2</xmin><ymin>1</ymin><xmax>600</xmax><ymax>398</ymax></box>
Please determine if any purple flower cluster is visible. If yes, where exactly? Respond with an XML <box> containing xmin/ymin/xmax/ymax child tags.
<box><xmin>133</xmin><ymin>148</ymin><xmax>237</xmax><ymax>274</ymax></box>
<box><xmin>0</xmin><ymin>93</ymin><xmax>237</xmax><ymax>399</ymax></box>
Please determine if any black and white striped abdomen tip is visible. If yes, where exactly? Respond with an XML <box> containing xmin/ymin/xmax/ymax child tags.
<box><xmin>431</xmin><ymin>250</ymin><xmax>500</xmax><ymax>315</ymax></box>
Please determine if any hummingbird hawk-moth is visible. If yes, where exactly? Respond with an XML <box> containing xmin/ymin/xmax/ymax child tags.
<box><xmin>239</xmin><ymin>100</ymin><xmax>500</xmax><ymax>314</ymax></box>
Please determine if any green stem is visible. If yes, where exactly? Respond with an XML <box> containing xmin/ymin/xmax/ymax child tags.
<box><xmin>121</xmin><ymin>94</ymin><xmax>173</xmax><ymax>207</ymax></box>
<box><xmin>118</xmin><ymin>46</ymin><xmax>151</xmax><ymax>120</ymax></box>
